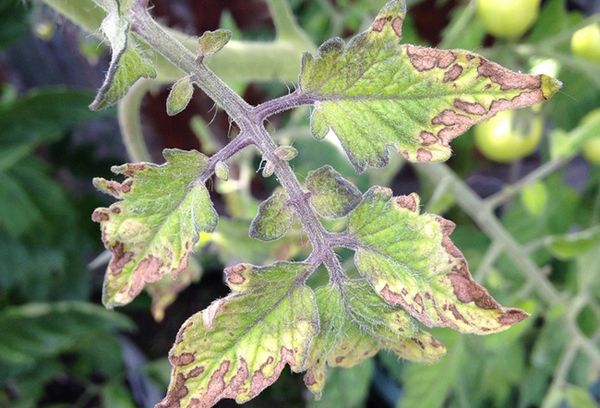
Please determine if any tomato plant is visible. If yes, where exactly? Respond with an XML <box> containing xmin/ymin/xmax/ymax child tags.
<box><xmin>474</xmin><ymin>110</ymin><xmax>543</xmax><ymax>163</ymax></box>
<box><xmin>581</xmin><ymin>109</ymin><xmax>600</xmax><ymax>164</ymax></box>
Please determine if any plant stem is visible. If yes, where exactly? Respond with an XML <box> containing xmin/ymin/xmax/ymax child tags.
<box><xmin>118</xmin><ymin>79</ymin><xmax>155</xmax><ymax>162</ymax></box>
<box><xmin>128</xmin><ymin>0</ymin><xmax>343</xmax><ymax>283</ymax></box>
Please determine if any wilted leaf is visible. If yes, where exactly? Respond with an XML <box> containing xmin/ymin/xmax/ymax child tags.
<box><xmin>304</xmin><ymin>280</ymin><xmax>445</xmax><ymax>398</ymax></box>
<box><xmin>249</xmin><ymin>191</ymin><xmax>295</xmax><ymax>241</ymax></box>
<box><xmin>347</xmin><ymin>187</ymin><xmax>527</xmax><ymax>334</ymax></box>
<box><xmin>158</xmin><ymin>262</ymin><xmax>318</xmax><ymax>407</ymax></box>
<box><xmin>305</xmin><ymin>165</ymin><xmax>362</xmax><ymax>218</ymax></box>
<box><xmin>299</xmin><ymin>0</ymin><xmax>561</xmax><ymax>171</ymax></box>
<box><xmin>166</xmin><ymin>76</ymin><xmax>194</xmax><ymax>116</ymax></box>
<box><xmin>92</xmin><ymin>149</ymin><xmax>217</xmax><ymax>308</ymax></box>
<box><xmin>89</xmin><ymin>0</ymin><xmax>156</xmax><ymax>110</ymax></box>
<box><xmin>146</xmin><ymin>258</ymin><xmax>203</xmax><ymax>322</ymax></box>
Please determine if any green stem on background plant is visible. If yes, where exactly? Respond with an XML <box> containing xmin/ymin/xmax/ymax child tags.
<box><xmin>117</xmin><ymin>79</ymin><xmax>155</xmax><ymax>162</ymax></box>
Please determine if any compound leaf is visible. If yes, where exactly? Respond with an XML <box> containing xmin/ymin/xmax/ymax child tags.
<box><xmin>92</xmin><ymin>149</ymin><xmax>217</xmax><ymax>308</ymax></box>
<box><xmin>304</xmin><ymin>279</ymin><xmax>445</xmax><ymax>398</ymax></box>
<box><xmin>305</xmin><ymin>165</ymin><xmax>362</xmax><ymax>218</ymax></box>
<box><xmin>299</xmin><ymin>0</ymin><xmax>561</xmax><ymax>171</ymax></box>
<box><xmin>347</xmin><ymin>187</ymin><xmax>528</xmax><ymax>334</ymax></box>
<box><xmin>249</xmin><ymin>191</ymin><xmax>295</xmax><ymax>241</ymax></box>
<box><xmin>158</xmin><ymin>262</ymin><xmax>318</xmax><ymax>407</ymax></box>
<box><xmin>90</xmin><ymin>0</ymin><xmax>156</xmax><ymax>110</ymax></box>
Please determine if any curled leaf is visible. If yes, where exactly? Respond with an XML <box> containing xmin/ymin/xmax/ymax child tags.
<box><xmin>90</xmin><ymin>0</ymin><xmax>156</xmax><ymax>110</ymax></box>
<box><xmin>92</xmin><ymin>149</ymin><xmax>217</xmax><ymax>308</ymax></box>
<box><xmin>299</xmin><ymin>0</ymin><xmax>561</xmax><ymax>171</ymax></box>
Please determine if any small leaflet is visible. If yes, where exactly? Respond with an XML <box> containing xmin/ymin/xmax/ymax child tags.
<box><xmin>166</xmin><ymin>76</ymin><xmax>194</xmax><ymax>116</ymax></box>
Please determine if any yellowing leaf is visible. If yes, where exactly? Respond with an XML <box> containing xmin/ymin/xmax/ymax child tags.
<box><xmin>305</xmin><ymin>165</ymin><xmax>362</xmax><ymax>218</ymax></box>
<box><xmin>249</xmin><ymin>191</ymin><xmax>295</xmax><ymax>241</ymax></box>
<box><xmin>89</xmin><ymin>0</ymin><xmax>155</xmax><ymax>110</ymax></box>
<box><xmin>92</xmin><ymin>149</ymin><xmax>217</xmax><ymax>308</ymax></box>
<box><xmin>198</xmin><ymin>29</ymin><xmax>231</xmax><ymax>57</ymax></box>
<box><xmin>304</xmin><ymin>280</ymin><xmax>445</xmax><ymax>399</ymax></box>
<box><xmin>158</xmin><ymin>262</ymin><xmax>318</xmax><ymax>407</ymax></box>
<box><xmin>347</xmin><ymin>187</ymin><xmax>528</xmax><ymax>334</ymax></box>
<box><xmin>299</xmin><ymin>0</ymin><xmax>561</xmax><ymax>171</ymax></box>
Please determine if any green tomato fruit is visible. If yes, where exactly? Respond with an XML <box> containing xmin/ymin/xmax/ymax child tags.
<box><xmin>476</xmin><ymin>0</ymin><xmax>541</xmax><ymax>40</ymax></box>
<box><xmin>571</xmin><ymin>24</ymin><xmax>600</xmax><ymax>64</ymax></box>
<box><xmin>581</xmin><ymin>109</ymin><xmax>600</xmax><ymax>165</ymax></box>
<box><xmin>475</xmin><ymin>110</ymin><xmax>543</xmax><ymax>163</ymax></box>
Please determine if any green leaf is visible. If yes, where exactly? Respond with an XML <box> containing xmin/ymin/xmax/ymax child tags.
<box><xmin>347</xmin><ymin>186</ymin><xmax>528</xmax><ymax>334</ymax></box>
<box><xmin>92</xmin><ymin>149</ymin><xmax>217</xmax><ymax>308</ymax></box>
<box><xmin>0</xmin><ymin>88</ymin><xmax>100</xmax><ymax>172</ymax></box>
<box><xmin>166</xmin><ymin>76</ymin><xmax>194</xmax><ymax>116</ymax></box>
<box><xmin>305</xmin><ymin>165</ymin><xmax>362</xmax><ymax>218</ymax></box>
<box><xmin>546</xmin><ymin>226</ymin><xmax>600</xmax><ymax>260</ymax></box>
<box><xmin>0</xmin><ymin>173</ymin><xmax>42</xmax><ymax>237</ymax></box>
<box><xmin>304</xmin><ymin>280</ymin><xmax>445</xmax><ymax>398</ymax></box>
<box><xmin>299</xmin><ymin>0</ymin><xmax>561</xmax><ymax>171</ymax></box>
<box><xmin>146</xmin><ymin>257</ymin><xmax>203</xmax><ymax>322</ymax></box>
<box><xmin>0</xmin><ymin>302</ymin><xmax>132</xmax><ymax>367</ymax></box>
<box><xmin>89</xmin><ymin>0</ymin><xmax>156</xmax><ymax>110</ymax></box>
<box><xmin>565</xmin><ymin>385</ymin><xmax>598</xmax><ymax>408</ymax></box>
<box><xmin>198</xmin><ymin>29</ymin><xmax>232</xmax><ymax>57</ymax></box>
<box><xmin>249</xmin><ymin>191</ymin><xmax>295</xmax><ymax>241</ymax></box>
<box><xmin>157</xmin><ymin>262</ymin><xmax>318</xmax><ymax>407</ymax></box>
<box><xmin>520</xmin><ymin>181</ymin><xmax>548</xmax><ymax>217</ymax></box>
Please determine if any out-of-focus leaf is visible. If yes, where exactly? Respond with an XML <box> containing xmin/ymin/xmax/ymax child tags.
<box><xmin>521</xmin><ymin>181</ymin><xmax>548</xmax><ymax>217</ymax></box>
<box><xmin>546</xmin><ymin>226</ymin><xmax>600</xmax><ymax>260</ymax></box>
<box><xmin>0</xmin><ymin>0</ymin><xmax>28</xmax><ymax>49</ymax></box>
<box><xmin>0</xmin><ymin>302</ymin><xmax>132</xmax><ymax>367</ymax></box>
<box><xmin>565</xmin><ymin>385</ymin><xmax>598</xmax><ymax>408</ymax></box>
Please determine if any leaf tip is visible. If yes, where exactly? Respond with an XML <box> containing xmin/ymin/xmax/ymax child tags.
<box><xmin>540</xmin><ymin>74</ymin><xmax>562</xmax><ymax>100</ymax></box>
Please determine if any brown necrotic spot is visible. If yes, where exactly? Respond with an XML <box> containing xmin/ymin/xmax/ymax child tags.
<box><xmin>372</xmin><ymin>17</ymin><xmax>387</xmax><ymax>32</ymax></box>
<box><xmin>109</xmin><ymin>242</ymin><xmax>134</xmax><ymax>276</ymax></box>
<box><xmin>171</xmin><ymin>352</ymin><xmax>195</xmax><ymax>367</ymax></box>
<box><xmin>498</xmin><ymin>309</ymin><xmax>528</xmax><ymax>325</ymax></box>
<box><xmin>420</xmin><ymin>131</ymin><xmax>437</xmax><ymax>146</ymax></box>
<box><xmin>392</xmin><ymin>16</ymin><xmax>403</xmax><ymax>37</ymax></box>
<box><xmin>396</xmin><ymin>195</ymin><xmax>418</xmax><ymax>212</ymax></box>
<box><xmin>454</xmin><ymin>99</ymin><xmax>487</xmax><ymax>116</ymax></box>
<box><xmin>443</xmin><ymin>64</ymin><xmax>463</xmax><ymax>82</ymax></box>
<box><xmin>432</xmin><ymin>109</ymin><xmax>472</xmax><ymax>146</ymax></box>
<box><xmin>416</xmin><ymin>148</ymin><xmax>433</xmax><ymax>162</ymax></box>
<box><xmin>187</xmin><ymin>366</ymin><xmax>205</xmax><ymax>378</ymax></box>
<box><xmin>225</xmin><ymin>264</ymin><xmax>247</xmax><ymax>285</ymax></box>
<box><xmin>406</xmin><ymin>46</ymin><xmax>456</xmax><ymax>72</ymax></box>
<box><xmin>477</xmin><ymin>59</ymin><xmax>541</xmax><ymax>91</ymax></box>
<box><xmin>92</xmin><ymin>209</ymin><xmax>110</xmax><ymax>222</ymax></box>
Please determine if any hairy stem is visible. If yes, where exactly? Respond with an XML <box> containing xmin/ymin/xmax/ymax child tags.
<box><xmin>128</xmin><ymin>0</ymin><xmax>342</xmax><ymax>283</ymax></box>
<box><xmin>117</xmin><ymin>79</ymin><xmax>155</xmax><ymax>162</ymax></box>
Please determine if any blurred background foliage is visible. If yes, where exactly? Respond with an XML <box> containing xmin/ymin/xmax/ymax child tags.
<box><xmin>1</xmin><ymin>0</ymin><xmax>600</xmax><ymax>407</ymax></box>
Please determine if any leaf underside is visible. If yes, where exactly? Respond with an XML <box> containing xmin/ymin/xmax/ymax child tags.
<box><xmin>92</xmin><ymin>149</ymin><xmax>217</xmax><ymax>308</ymax></box>
<box><xmin>299</xmin><ymin>0</ymin><xmax>561</xmax><ymax>171</ymax></box>
<box><xmin>90</xmin><ymin>0</ymin><xmax>156</xmax><ymax>110</ymax></box>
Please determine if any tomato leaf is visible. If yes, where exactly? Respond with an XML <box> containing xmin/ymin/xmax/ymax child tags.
<box><xmin>347</xmin><ymin>187</ymin><xmax>528</xmax><ymax>334</ymax></box>
<box><xmin>304</xmin><ymin>279</ymin><xmax>445</xmax><ymax>398</ymax></box>
<box><xmin>299</xmin><ymin>0</ymin><xmax>561</xmax><ymax>171</ymax></box>
<box><xmin>305</xmin><ymin>165</ymin><xmax>362</xmax><ymax>218</ymax></box>
<box><xmin>249</xmin><ymin>191</ymin><xmax>295</xmax><ymax>241</ymax></box>
<box><xmin>158</xmin><ymin>262</ymin><xmax>318</xmax><ymax>407</ymax></box>
<box><xmin>90</xmin><ymin>0</ymin><xmax>156</xmax><ymax>110</ymax></box>
<box><xmin>92</xmin><ymin>149</ymin><xmax>217</xmax><ymax>308</ymax></box>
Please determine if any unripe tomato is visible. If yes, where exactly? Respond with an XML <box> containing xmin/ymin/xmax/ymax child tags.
<box><xmin>581</xmin><ymin>109</ymin><xmax>600</xmax><ymax>165</ymax></box>
<box><xmin>475</xmin><ymin>110</ymin><xmax>544</xmax><ymax>163</ymax></box>
<box><xmin>476</xmin><ymin>0</ymin><xmax>541</xmax><ymax>40</ymax></box>
<box><xmin>571</xmin><ymin>24</ymin><xmax>600</xmax><ymax>64</ymax></box>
